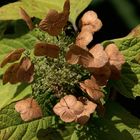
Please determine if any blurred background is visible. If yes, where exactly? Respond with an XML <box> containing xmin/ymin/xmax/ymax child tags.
<box><xmin>0</xmin><ymin>0</ymin><xmax>140</xmax><ymax>118</ymax></box>
<box><xmin>84</xmin><ymin>0</ymin><xmax>140</xmax><ymax>42</ymax></box>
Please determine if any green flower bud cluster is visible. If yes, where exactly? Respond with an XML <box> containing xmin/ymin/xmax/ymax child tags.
<box><xmin>31</xmin><ymin>32</ymin><xmax>90</xmax><ymax>115</ymax></box>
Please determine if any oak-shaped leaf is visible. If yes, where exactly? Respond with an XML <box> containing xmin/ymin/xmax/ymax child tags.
<box><xmin>65</xmin><ymin>44</ymin><xmax>93</xmax><ymax>67</ymax></box>
<box><xmin>15</xmin><ymin>97</ymin><xmax>43</xmax><ymax>121</ymax></box>
<box><xmin>20</xmin><ymin>7</ymin><xmax>34</xmax><ymax>30</ymax></box>
<box><xmin>0</xmin><ymin>48</ymin><xmax>25</xmax><ymax>68</ymax></box>
<box><xmin>17</xmin><ymin>57</ymin><xmax>34</xmax><ymax>83</ymax></box>
<box><xmin>39</xmin><ymin>0</ymin><xmax>70</xmax><ymax>36</ymax></box>
<box><xmin>53</xmin><ymin>95</ymin><xmax>84</xmax><ymax>123</ymax></box>
<box><xmin>80</xmin><ymin>76</ymin><xmax>104</xmax><ymax>101</ymax></box>
<box><xmin>34</xmin><ymin>42</ymin><xmax>60</xmax><ymax>58</ymax></box>
<box><xmin>105</xmin><ymin>43</ymin><xmax>125</xmax><ymax>80</ymax></box>
<box><xmin>3</xmin><ymin>63</ymin><xmax>20</xmax><ymax>85</ymax></box>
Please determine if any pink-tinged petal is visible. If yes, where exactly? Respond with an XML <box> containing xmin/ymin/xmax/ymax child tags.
<box><xmin>60</xmin><ymin>109</ymin><xmax>76</xmax><ymax>122</ymax></box>
<box><xmin>15</xmin><ymin>98</ymin><xmax>31</xmax><ymax>113</ymax></box>
<box><xmin>60</xmin><ymin>95</ymin><xmax>77</xmax><ymax>107</ymax></box>
<box><xmin>53</xmin><ymin>102</ymin><xmax>66</xmax><ymax>116</ymax></box>
<box><xmin>15</xmin><ymin>98</ymin><xmax>42</xmax><ymax>121</ymax></box>
<box><xmin>90</xmin><ymin>19</ymin><xmax>102</xmax><ymax>32</ymax></box>
<box><xmin>72</xmin><ymin>101</ymin><xmax>84</xmax><ymax>115</ymax></box>
<box><xmin>81</xmin><ymin>11</ymin><xmax>98</xmax><ymax>26</ymax></box>
<box><xmin>20</xmin><ymin>111</ymin><xmax>32</xmax><ymax>121</ymax></box>
<box><xmin>80</xmin><ymin>78</ymin><xmax>104</xmax><ymax>101</ymax></box>
<box><xmin>76</xmin><ymin>112</ymin><xmax>90</xmax><ymax>125</ymax></box>
<box><xmin>76</xmin><ymin>31</ymin><xmax>93</xmax><ymax>48</ymax></box>
<box><xmin>89</xmin><ymin>44</ymin><xmax>109</xmax><ymax>68</ymax></box>
<box><xmin>105</xmin><ymin>43</ymin><xmax>125</xmax><ymax>80</ymax></box>
<box><xmin>84</xmin><ymin>100</ymin><xmax>97</xmax><ymax>114</ymax></box>
<box><xmin>81</xmin><ymin>25</ymin><xmax>96</xmax><ymax>34</ymax></box>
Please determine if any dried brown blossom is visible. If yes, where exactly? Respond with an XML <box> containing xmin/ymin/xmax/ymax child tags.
<box><xmin>81</xmin><ymin>11</ymin><xmax>102</xmax><ymax>32</ymax></box>
<box><xmin>2</xmin><ymin>57</ymin><xmax>34</xmax><ymax>84</ymax></box>
<box><xmin>80</xmin><ymin>76</ymin><xmax>104</xmax><ymax>101</ymax></box>
<box><xmin>0</xmin><ymin>48</ymin><xmax>25</xmax><ymax>68</ymax></box>
<box><xmin>17</xmin><ymin>57</ymin><xmax>34</xmax><ymax>83</ymax></box>
<box><xmin>20</xmin><ymin>7</ymin><xmax>34</xmax><ymax>30</ymax></box>
<box><xmin>75</xmin><ymin>31</ymin><xmax>93</xmax><ymax>48</ymax></box>
<box><xmin>53</xmin><ymin>95</ymin><xmax>84</xmax><ymax>122</ymax></box>
<box><xmin>105</xmin><ymin>43</ymin><xmax>125</xmax><ymax>80</ymax></box>
<box><xmin>88</xmin><ymin>44</ymin><xmax>109</xmax><ymax>68</ymax></box>
<box><xmin>65</xmin><ymin>44</ymin><xmax>93</xmax><ymax>67</ymax></box>
<box><xmin>3</xmin><ymin>63</ymin><xmax>20</xmax><ymax>84</ymax></box>
<box><xmin>91</xmin><ymin>64</ymin><xmax>111</xmax><ymax>86</ymax></box>
<box><xmin>34</xmin><ymin>42</ymin><xmax>60</xmax><ymax>58</ymax></box>
<box><xmin>81</xmin><ymin>25</ymin><xmax>96</xmax><ymax>34</ymax></box>
<box><xmin>75</xmin><ymin>97</ymin><xmax>97</xmax><ymax>124</ymax></box>
<box><xmin>15</xmin><ymin>98</ymin><xmax>43</xmax><ymax>121</ymax></box>
<box><xmin>53</xmin><ymin>95</ymin><xmax>97</xmax><ymax>124</ymax></box>
<box><xmin>90</xmin><ymin>18</ymin><xmax>102</xmax><ymax>32</ymax></box>
<box><xmin>81</xmin><ymin>11</ymin><xmax>98</xmax><ymax>26</ymax></box>
<box><xmin>39</xmin><ymin>0</ymin><xmax>70</xmax><ymax>36</ymax></box>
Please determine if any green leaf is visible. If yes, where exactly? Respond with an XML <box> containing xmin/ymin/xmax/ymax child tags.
<box><xmin>0</xmin><ymin>103</ymin><xmax>22</xmax><ymax>130</ymax></box>
<box><xmin>0</xmin><ymin>0</ymin><xmax>92</xmax><ymax>26</ymax></box>
<box><xmin>97</xmin><ymin>101</ymin><xmax>140</xmax><ymax>140</ymax></box>
<box><xmin>102</xmin><ymin>27</ymin><xmax>140</xmax><ymax>98</ymax></box>
<box><xmin>128</xmin><ymin>25</ymin><xmax>140</xmax><ymax>38</ymax></box>
<box><xmin>0</xmin><ymin>29</ymin><xmax>39</xmax><ymax>109</ymax></box>
<box><xmin>113</xmin><ymin>37</ymin><xmax>140</xmax><ymax>62</ymax></box>
<box><xmin>0</xmin><ymin>99</ymin><xmax>55</xmax><ymax>140</ymax></box>
<box><xmin>36</xmin><ymin>124</ymin><xmax>77</xmax><ymax>140</ymax></box>
<box><xmin>1</xmin><ymin>101</ymin><xmax>139</xmax><ymax>140</ymax></box>
<box><xmin>111</xmin><ymin>62</ymin><xmax>140</xmax><ymax>98</ymax></box>
<box><xmin>0</xmin><ymin>21</ymin><xmax>9</xmax><ymax>39</ymax></box>
<box><xmin>112</xmin><ymin>36</ymin><xmax>140</xmax><ymax>98</ymax></box>
<box><xmin>0</xmin><ymin>81</ymin><xmax>32</xmax><ymax>110</ymax></box>
<box><xmin>0</xmin><ymin>115</ymin><xmax>56</xmax><ymax>140</ymax></box>
<box><xmin>74</xmin><ymin>101</ymin><xmax>140</xmax><ymax>140</ymax></box>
